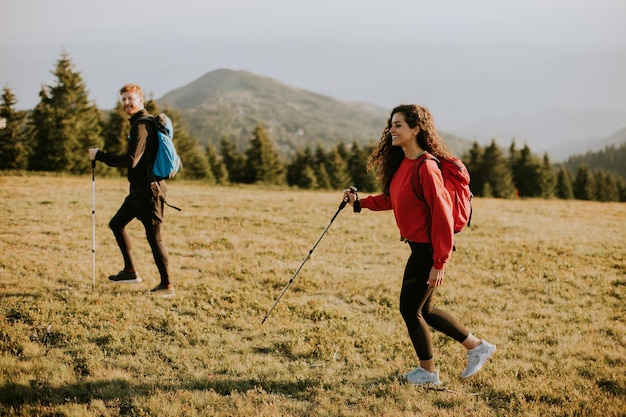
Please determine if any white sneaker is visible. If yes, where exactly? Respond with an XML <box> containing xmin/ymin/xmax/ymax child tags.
<box><xmin>402</xmin><ymin>366</ymin><xmax>442</xmax><ymax>386</ymax></box>
<box><xmin>460</xmin><ymin>340</ymin><xmax>496</xmax><ymax>378</ymax></box>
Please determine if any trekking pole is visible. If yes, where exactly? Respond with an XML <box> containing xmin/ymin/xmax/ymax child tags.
<box><xmin>261</xmin><ymin>186</ymin><xmax>357</xmax><ymax>324</ymax></box>
<box><xmin>91</xmin><ymin>160</ymin><xmax>96</xmax><ymax>291</ymax></box>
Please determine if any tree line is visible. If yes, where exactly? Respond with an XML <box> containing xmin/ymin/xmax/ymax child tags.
<box><xmin>1</xmin><ymin>53</ymin><xmax>625</xmax><ymax>202</ymax></box>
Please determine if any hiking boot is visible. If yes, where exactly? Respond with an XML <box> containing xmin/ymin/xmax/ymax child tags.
<box><xmin>461</xmin><ymin>340</ymin><xmax>496</xmax><ymax>378</ymax></box>
<box><xmin>402</xmin><ymin>366</ymin><xmax>442</xmax><ymax>386</ymax></box>
<box><xmin>150</xmin><ymin>284</ymin><xmax>175</xmax><ymax>297</ymax></box>
<box><xmin>108</xmin><ymin>270</ymin><xmax>142</xmax><ymax>284</ymax></box>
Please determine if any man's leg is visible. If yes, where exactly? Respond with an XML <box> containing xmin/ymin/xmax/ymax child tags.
<box><xmin>109</xmin><ymin>197</ymin><xmax>138</xmax><ymax>276</ymax></box>
<box><xmin>141</xmin><ymin>183</ymin><xmax>173</xmax><ymax>292</ymax></box>
<box><xmin>143</xmin><ymin>220</ymin><xmax>170</xmax><ymax>287</ymax></box>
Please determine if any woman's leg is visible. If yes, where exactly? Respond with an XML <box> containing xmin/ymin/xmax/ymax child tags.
<box><xmin>399</xmin><ymin>243</ymin><xmax>437</xmax><ymax>370</ymax></box>
<box><xmin>400</xmin><ymin>242</ymin><xmax>472</xmax><ymax>371</ymax></box>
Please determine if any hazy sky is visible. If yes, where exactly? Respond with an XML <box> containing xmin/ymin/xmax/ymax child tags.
<box><xmin>3</xmin><ymin>0</ymin><xmax>626</xmax><ymax>45</ymax></box>
<box><xmin>2</xmin><ymin>0</ymin><xmax>626</xmax><ymax>144</ymax></box>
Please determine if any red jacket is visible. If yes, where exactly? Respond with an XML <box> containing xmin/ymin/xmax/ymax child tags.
<box><xmin>360</xmin><ymin>156</ymin><xmax>454</xmax><ymax>269</ymax></box>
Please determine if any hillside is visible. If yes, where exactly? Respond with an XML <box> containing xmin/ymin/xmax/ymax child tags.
<box><xmin>562</xmin><ymin>133</ymin><xmax>626</xmax><ymax>180</ymax></box>
<box><xmin>159</xmin><ymin>69</ymin><xmax>473</xmax><ymax>157</ymax></box>
<box><xmin>544</xmin><ymin>125</ymin><xmax>626</xmax><ymax>162</ymax></box>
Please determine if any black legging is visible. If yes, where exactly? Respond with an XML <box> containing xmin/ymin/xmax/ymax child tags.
<box><xmin>399</xmin><ymin>242</ymin><xmax>468</xmax><ymax>360</ymax></box>
<box><xmin>109</xmin><ymin>190</ymin><xmax>170</xmax><ymax>287</ymax></box>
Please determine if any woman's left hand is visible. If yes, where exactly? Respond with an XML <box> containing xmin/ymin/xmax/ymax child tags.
<box><xmin>427</xmin><ymin>267</ymin><xmax>445</xmax><ymax>288</ymax></box>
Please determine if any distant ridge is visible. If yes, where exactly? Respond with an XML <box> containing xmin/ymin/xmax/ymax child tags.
<box><xmin>159</xmin><ymin>69</ymin><xmax>473</xmax><ymax>157</ymax></box>
<box><xmin>545</xmin><ymin>126</ymin><xmax>626</xmax><ymax>162</ymax></box>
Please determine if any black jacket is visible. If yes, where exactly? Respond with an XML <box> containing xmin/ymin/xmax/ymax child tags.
<box><xmin>96</xmin><ymin>109</ymin><xmax>158</xmax><ymax>190</ymax></box>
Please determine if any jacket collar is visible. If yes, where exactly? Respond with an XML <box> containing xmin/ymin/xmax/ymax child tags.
<box><xmin>129</xmin><ymin>108</ymin><xmax>150</xmax><ymax>124</ymax></box>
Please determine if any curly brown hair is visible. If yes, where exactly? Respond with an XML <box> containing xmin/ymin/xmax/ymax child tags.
<box><xmin>368</xmin><ymin>104</ymin><xmax>452</xmax><ymax>196</ymax></box>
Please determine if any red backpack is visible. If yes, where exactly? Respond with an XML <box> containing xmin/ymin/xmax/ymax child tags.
<box><xmin>410</xmin><ymin>153</ymin><xmax>473</xmax><ymax>233</ymax></box>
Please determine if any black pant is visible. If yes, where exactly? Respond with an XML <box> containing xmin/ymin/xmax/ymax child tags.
<box><xmin>399</xmin><ymin>242</ymin><xmax>468</xmax><ymax>361</ymax></box>
<box><xmin>109</xmin><ymin>182</ymin><xmax>170</xmax><ymax>286</ymax></box>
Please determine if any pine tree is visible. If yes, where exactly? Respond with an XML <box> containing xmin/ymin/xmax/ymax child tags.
<box><xmin>336</xmin><ymin>142</ymin><xmax>350</xmax><ymax>162</ymax></box>
<box><xmin>286</xmin><ymin>147</ymin><xmax>319</xmax><ymax>189</ymax></box>
<box><xmin>606</xmin><ymin>173</ymin><xmax>621</xmax><ymax>202</ymax></box>
<box><xmin>102</xmin><ymin>101</ymin><xmax>129</xmax><ymax>176</ymax></box>
<box><xmin>244</xmin><ymin>122</ymin><xmax>285</xmax><ymax>184</ymax></box>
<box><xmin>556</xmin><ymin>165</ymin><xmax>574</xmax><ymax>200</ymax></box>
<box><xmin>480</xmin><ymin>140</ymin><xmax>516</xmax><ymax>199</ymax></box>
<box><xmin>348</xmin><ymin>142</ymin><xmax>377</xmax><ymax>192</ymax></box>
<box><xmin>465</xmin><ymin>142</ymin><xmax>484</xmax><ymax>197</ymax></box>
<box><xmin>573</xmin><ymin>165</ymin><xmax>596</xmax><ymax>200</ymax></box>
<box><xmin>206</xmin><ymin>142</ymin><xmax>228</xmax><ymax>184</ymax></box>
<box><xmin>299</xmin><ymin>164</ymin><xmax>319</xmax><ymax>189</ymax></box>
<box><xmin>618</xmin><ymin>178</ymin><xmax>626</xmax><ymax>202</ymax></box>
<box><xmin>540</xmin><ymin>154</ymin><xmax>556</xmax><ymax>198</ymax></box>
<box><xmin>325</xmin><ymin>145</ymin><xmax>352</xmax><ymax>189</ymax></box>
<box><xmin>316</xmin><ymin>164</ymin><xmax>332</xmax><ymax>190</ymax></box>
<box><xmin>0</xmin><ymin>87</ymin><xmax>28</xmax><ymax>170</ymax></box>
<box><xmin>595</xmin><ymin>170</ymin><xmax>620</xmax><ymax>202</ymax></box>
<box><xmin>29</xmin><ymin>51</ymin><xmax>103</xmax><ymax>173</ymax></box>
<box><xmin>314</xmin><ymin>144</ymin><xmax>332</xmax><ymax>189</ymax></box>
<box><xmin>286</xmin><ymin>146</ymin><xmax>316</xmax><ymax>189</ymax></box>
<box><xmin>512</xmin><ymin>144</ymin><xmax>543</xmax><ymax>197</ymax></box>
<box><xmin>28</xmin><ymin>87</ymin><xmax>57</xmax><ymax>170</ymax></box>
<box><xmin>220</xmin><ymin>136</ymin><xmax>247</xmax><ymax>183</ymax></box>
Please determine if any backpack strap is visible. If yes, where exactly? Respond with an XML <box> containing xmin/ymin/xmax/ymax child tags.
<box><xmin>133</xmin><ymin>115</ymin><xmax>160</xmax><ymax>182</ymax></box>
<box><xmin>409</xmin><ymin>153</ymin><xmax>456</xmax><ymax>249</ymax></box>
<box><xmin>410</xmin><ymin>152</ymin><xmax>439</xmax><ymax>202</ymax></box>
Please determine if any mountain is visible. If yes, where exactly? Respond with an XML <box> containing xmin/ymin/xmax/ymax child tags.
<box><xmin>544</xmin><ymin>126</ymin><xmax>626</xmax><ymax>162</ymax></box>
<box><xmin>561</xmin><ymin>134</ymin><xmax>626</xmax><ymax>180</ymax></box>
<box><xmin>603</xmin><ymin>127</ymin><xmax>626</xmax><ymax>147</ymax></box>
<box><xmin>159</xmin><ymin>69</ymin><xmax>473</xmax><ymax>157</ymax></box>
<box><xmin>457</xmin><ymin>108</ymin><xmax>626</xmax><ymax>161</ymax></box>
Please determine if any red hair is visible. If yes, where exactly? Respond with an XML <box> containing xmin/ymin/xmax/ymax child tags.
<box><xmin>119</xmin><ymin>83</ymin><xmax>144</xmax><ymax>99</ymax></box>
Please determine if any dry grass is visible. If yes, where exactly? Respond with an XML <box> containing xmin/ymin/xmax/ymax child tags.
<box><xmin>0</xmin><ymin>174</ymin><xmax>624</xmax><ymax>416</ymax></box>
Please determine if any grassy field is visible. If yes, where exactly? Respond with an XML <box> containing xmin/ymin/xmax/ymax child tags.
<box><xmin>0</xmin><ymin>174</ymin><xmax>624</xmax><ymax>417</ymax></box>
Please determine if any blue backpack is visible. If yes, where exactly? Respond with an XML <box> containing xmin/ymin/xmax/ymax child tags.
<box><xmin>145</xmin><ymin>113</ymin><xmax>182</xmax><ymax>180</ymax></box>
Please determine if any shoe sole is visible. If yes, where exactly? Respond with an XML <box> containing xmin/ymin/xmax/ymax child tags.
<box><xmin>407</xmin><ymin>380</ymin><xmax>442</xmax><ymax>386</ymax></box>
<box><xmin>108</xmin><ymin>278</ymin><xmax>143</xmax><ymax>284</ymax></box>
<box><xmin>151</xmin><ymin>291</ymin><xmax>175</xmax><ymax>298</ymax></box>
<box><xmin>461</xmin><ymin>344</ymin><xmax>496</xmax><ymax>379</ymax></box>
<box><xmin>400</xmin><ymin>374</ymin><xmax>442</xmax><ymax>386</ymax></box>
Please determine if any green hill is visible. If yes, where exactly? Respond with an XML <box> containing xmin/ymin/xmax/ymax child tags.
<box><xmin>563</xmin><ymin>130</ymin><xmax>626</xmax><ymax>180</ymax></box>
<box><xmin>159</xmin><ymin>69</ymin><xmax>472</xmax><ymax>157</ymax></box>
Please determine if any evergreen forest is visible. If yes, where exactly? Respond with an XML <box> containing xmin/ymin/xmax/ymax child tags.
<box><xmin>1</xmin><ymin>53</ymin><xmax>625</xmax><ymax>202</ymax></box>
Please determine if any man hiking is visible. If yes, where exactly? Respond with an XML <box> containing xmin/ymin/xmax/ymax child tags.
<box><xmin>88</xmin><ymin>83</ymin><xmax>175</xmax><ymax>297</ymax></box>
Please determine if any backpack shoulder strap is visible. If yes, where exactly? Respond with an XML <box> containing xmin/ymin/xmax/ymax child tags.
<box><xmin>130</xmin><ymin>115</ymin><xmax>160</xmax><ymax>182</ymax></box>
<box><xmin>149</xmin><ymin>113</ymin><xmax>170</xmax><ymax>134</ymax></box>
<box><xmin>132</xmin><ymin>115</ymin><xmax>161</xmax><ymax>142</ymax></box>
<box><xmin>410</xmin><ymin>152</ymin><xmax>439</xmax><ymax>201</ymax></box>
<box><xmin>131</xmin><ymin>115</ymin><xmax>161</xmax><ymax>143</ymax></box>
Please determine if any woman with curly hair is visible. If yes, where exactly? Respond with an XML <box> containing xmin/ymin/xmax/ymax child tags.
<box><xmin>343</xmin><ymin>104</ymin><xmax>495</xmax><ymax>386</ymax></box>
